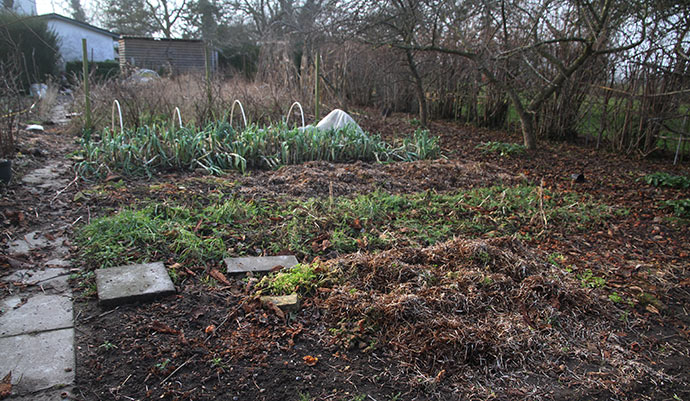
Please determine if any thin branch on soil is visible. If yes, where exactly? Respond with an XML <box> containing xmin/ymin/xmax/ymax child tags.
<box><xmin>50</xmin><ymin>172</ymin><xmax>79</xmax><ymax>206</ymax></box>
<box><xmin>160</xmin><ymin>355</ymin><xmax>196</xmax><ymax>385</ymax></box>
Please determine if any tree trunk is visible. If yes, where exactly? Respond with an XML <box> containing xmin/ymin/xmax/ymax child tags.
<box><xmin>519</xmin><ymin>112</ymin><xmax>536</xmax><ymax>150</ymax></box>
<box><xmin>405</xmin><ymin>49</ymin><xmax>428</xmax><ymax>127</ymax></box>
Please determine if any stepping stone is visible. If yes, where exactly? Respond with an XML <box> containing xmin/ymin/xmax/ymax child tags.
<box><xmin>95</xmin><ymin>262</ymin><xmax>175</xmax><ymax>306</ymax></box>
<box><xmin>10</xmin><ymin>388</ymin><xmax>72</xmax><ymax>401</ymax></box>
<box><xmin>224</xmin><ymin>255</ymin><xmax>299</xmax><ymax>274</ymax></box>
<box><xmin>3</xmin><ymin>268</ymin><xmax>70</xmax><ymax>292</ymax></box>
<box><xmin>0</xmin><ymin>328</ymin><xmax>74</xmax><ymax>394</ymax></box>
<box><xmin>0</xmin><ymin>295</ymin><xmax>73</xmax><ymax>338</ymax></box>
<box><xmin>260</xmin><ymin>293</ymin><xmax>300</xmax><ymax>313</ymax></box>
<box><xmin>7</xmin><ymin>231</ymin><xmax>49</xmax><ymax>254</ymax></box>
<box><xmin>45</xmin><ymin>258</ymin><xmax>71</xmax><ymax>268</ymax></box>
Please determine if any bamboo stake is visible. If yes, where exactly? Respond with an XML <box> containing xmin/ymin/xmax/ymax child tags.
<box><xmin>315</xmin><ymin>52</ymin><xmax>320</xmax><ymax>121</ymax></box>
<box><xmin>82</xmin><ymin>39</ymin><xmax>92</xmax><ymax>133</ymax></box>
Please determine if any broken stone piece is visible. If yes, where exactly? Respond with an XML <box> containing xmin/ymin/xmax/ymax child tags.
<box><xmin>260</xmin><ymin>293</ymin><xmax>300</xmax><ymax>313</ymax></box>
<box><xmin>95</xmin><ymin>262</ymin><xmax>175</xmax><ymax>307</ymax></box>
<box><xmin>224</xmin><ymin>255</ymin><xmax>298</xmax><ymax>274</ymax></box>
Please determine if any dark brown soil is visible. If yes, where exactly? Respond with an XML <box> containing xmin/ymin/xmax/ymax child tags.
<box><xmin>3</xmin><ymin>109</ymin><xmax>689</xmax><ymax>401</ymax></box>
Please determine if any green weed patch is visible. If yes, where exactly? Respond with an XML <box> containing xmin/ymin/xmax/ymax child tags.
<box><xmin>642</xmin><ymin>172</ymin><xmax>690</xmax><ymax>189</ymax></box>
<box><xmin>663</xmin><ymin>198</ymin><xmax>690</xmax><ymax>218</ymax></box>
<box><xmin>77</xmin><ymin>185</ymin><xmax>618</xmax><ymax>269</ymax></box>
<box><xmin>76</xmin><ymin>123</ymin><xmax>440</xmax><ymax>178</ymax></box>
<box><xmin>475</xmin><ymin>141</ymin><xmax>526</xmax><ymax>156</ymax></box>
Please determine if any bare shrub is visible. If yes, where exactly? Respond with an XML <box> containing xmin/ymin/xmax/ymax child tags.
<box><xmin>34</xmin><ymin>79</ymin><xmax>60</xmax><ymax>122</ymax></box>
<box><xmin>69</xmin><ymin>73</ymin><xmax>306</xmax><ymax>132</ymax></box>
<box><xmin>0</xmin><ymin>59</ymin><xmax>25</xmax><ymax>159</ymax></box>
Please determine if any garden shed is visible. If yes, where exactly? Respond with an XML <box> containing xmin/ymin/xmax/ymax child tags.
<box><xmin>118</xmin><ymin>36</ymin><xmax>218</xmax><ymax>74</ymax></box>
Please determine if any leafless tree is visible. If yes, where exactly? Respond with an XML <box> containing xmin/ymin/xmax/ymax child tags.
<box><xmin>343</xmin><ymin>0</ymin><xmax>649</xmax><ymax>149</ymax></box>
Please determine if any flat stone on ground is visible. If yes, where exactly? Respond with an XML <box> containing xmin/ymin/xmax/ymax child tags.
<box><xmin>95</xmin><ymin>262</ymin><xmax>175</xmax><ymax>306</ymax></box>
<box><xmin>7</xmin><ymin>231</ymin><xmax>49</xmax><ymax>254</ymax></box>
<box><xmin>0</xmin><ymin>295</ymin><xmax>73</xmax><ymax>337</ymax></box>
<box><xmin>224</xmin><ymin>255</ymin><xmax>299</xmax><ymax>274</ymax></box>
<box><xmin>9</xmin><ymin>387</ymin><xmax>72</xmax><ymax>401</ymax></box>
<box><xmin>0</xmin><ymin>328</ymin><xmax>75</xmax><ymax>394</ymax></box>
<box><xmin>3</xmin><ymin>268</ymin><xmax>70</xmax><ymax>292</ymax></box>
<box><xmin>260</xmin><ymin>293</ymin><xmax>300</xmax><ymax>313</ymax></box>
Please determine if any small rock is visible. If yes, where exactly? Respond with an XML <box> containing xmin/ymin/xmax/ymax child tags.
<box><xmin>571</xmin><ymin>173</ymin><xmax>585</xmax><ymax>183</ymax></box>
<box><xmin>26</xmin><ymin>124</ymin><xmax>44</xmax><ymax>132</ymax></box>
<box><xmin>260</xmin><ymin>293</ymin><xmax>300</xmax><ymax>313</ymax></box>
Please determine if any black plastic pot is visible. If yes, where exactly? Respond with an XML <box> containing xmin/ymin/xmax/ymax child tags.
<box><xmin>0</xmin><ymin>159</ymin><xmax>11</xmax><ymax>184</ymax></box>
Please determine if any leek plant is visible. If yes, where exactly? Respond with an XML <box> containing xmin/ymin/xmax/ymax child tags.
<box><xmin>77</xmin><ymin>122</ymin><xmax>440</xmax><ymax>178</ymax></box>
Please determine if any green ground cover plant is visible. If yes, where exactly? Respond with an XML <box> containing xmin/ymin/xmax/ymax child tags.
<box><xmin>256</xmin><ymin>263</ymin><xmax>329</xmax><ymax>295</ymax></box>
<box><xmin>76</xmin><ymin>123</ymin><xmax>440</xmax><ymax>178</ymax></box>
<box><xmin>642</xmin><ymin>172</ymin><xmax>690</xmax><ymax>189</ymax></box>
<box><xmin>663</xmin><ymin>199</ymin><xmax>690</xmax><ymax>218</ymax></box>
<box><xmin>475</xmin><ymin>141</ymin><xmax>526</xmax><ymax>156</ymax></box>
<box><xmin>77</xmin><ymin>185</ymin><xmax>619</xmax><ymax>269</ymax></box>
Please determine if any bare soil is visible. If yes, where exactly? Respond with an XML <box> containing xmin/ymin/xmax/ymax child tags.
<box><xmin>2</xmin><ymin>109</ymin><xmax>689</xmax><ymax>401</ymax></box>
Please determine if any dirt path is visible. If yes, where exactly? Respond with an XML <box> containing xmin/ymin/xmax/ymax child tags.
<box><xmin>1</xmin><ymin>104</ymin><xmax>82</xmax><ymax>399</ymax></box>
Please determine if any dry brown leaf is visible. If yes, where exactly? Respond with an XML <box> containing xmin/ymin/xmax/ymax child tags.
<box><xmin>150</xmin><ymin>321</ymin><xmax>180</xmax><ymax>335</ymax></box>
<box><xmin>104</xmin><ymin>174</ymin><xmax>122</xmax><ymax>182</ymax></box>
<box><xmin>266</xmin><ymin>302</ymin><xmax>285</xmax><ymax>320</ymax></box>
<box><xmin>303</xmin><ymin>355</ymin><xmax>318</xmax><ymax>366</ymax></box>
<box><xmin>0</xmin><ymin>372</ymin><xmax>11</xmax><ymax>398</ymax></box>
<box><xmin>209</xmin><ymin>269</ymin><xmax>231</xmax><ymax>286</ymax></box>
<box><xmin>645</xmin><ymin>305</ymin><xmax>660</xmax><ymax>314</ymax></box>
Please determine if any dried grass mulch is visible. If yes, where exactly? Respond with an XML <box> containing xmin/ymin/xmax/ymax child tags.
<box><xmin>319</xmin><ymin>237</ymin><xmax>673</xmax><ymax>398</ymax></box>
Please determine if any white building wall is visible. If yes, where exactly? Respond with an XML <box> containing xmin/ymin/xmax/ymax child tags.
<box><xmin>47</xmin><ymin>19</ymin><xmax>116</xmax><ymax>64</ymax></box>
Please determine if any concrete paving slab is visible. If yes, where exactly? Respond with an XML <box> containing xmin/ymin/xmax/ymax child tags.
<box><xmin>7</xmin><ymin>232</ymin><xmax>49</xmax><ymax>254</ymax></box>
<box><xmin>44</xmin><ymin>258</ymin><xmax>71</xmax><ymax>268</ymax></box>
<box><xmin>224</xmin><ymin>255</ymin><xmax>299</xmax><ymax>274</ymax></box>
<box><xmin>95</xmin><ymin>262</ymin><xmax>175</xmax><ymax>306</ymax></box>
<box><xmin>0</xmin><ymin>328</ymin><xmax>74</xmax><ymax>394</ymax></box>
<box><xmin>21</xmin><ymin>163</ymin><xmax>66</xmax><ymax>188</ymax></box>
<box><xmin>9</xmin><ymin>387</ymin><xmax>72</xmax><ymax>401</ymax></box>
<box><xmin>3</xmin><ymin>269</ymin><xmax>69</xmax><ymax>292</ymax></box>
<box><xmin>0</xmin><ymin>295</ymin><xmax>73</xmax><ymax>337</ymax></box>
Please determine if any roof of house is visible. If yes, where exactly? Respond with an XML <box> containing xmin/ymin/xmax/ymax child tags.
<box><xmin>119</xmin><ymin>36</ymin><xmax>204</xmax><ymax>43</ymax></box>
<box><xmin>39</xmin><ymin>13</ymin><xmax>119</xmax><ymax>38</ymax></box>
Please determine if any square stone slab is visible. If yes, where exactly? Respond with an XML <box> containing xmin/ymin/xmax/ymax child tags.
<box><xmin>95</xmin><ymin>262</ymin><xmax>175</xmax><ymax>306</ymax></box>
<box><xmin>0</xmin><ymin>328</ymin><xmax>74</xmax><ymax>394</ymax></box>
<box><xmin>0</xmin><ymin>295</ymin><xmax>73</xmax><ymax>337</ymax></box>
<box><xmin>224</xmin><ymin>255</ymin><xmax>299</xmax><ymax>274</ymax></box>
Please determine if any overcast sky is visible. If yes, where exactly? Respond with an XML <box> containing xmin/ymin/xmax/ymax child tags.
<box><xmin>37</xmin><ymin>0</ymin><xmax>97</xmax><ymax>22</ymax></box>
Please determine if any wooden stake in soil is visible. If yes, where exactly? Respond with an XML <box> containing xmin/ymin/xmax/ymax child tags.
<box><xmin>315</xmin><ymin>52</ymin><xmax>320</xmax><ymax>121</ymax></box>
<box><xmin>82</xmin><ymin>39</ymin><xmax>92</xmax><ymax>132</ymax></box>
<box><xmin>204</xmin><ymin>45</ymin><xmax>212</xmax><ymax>112</ymax></box>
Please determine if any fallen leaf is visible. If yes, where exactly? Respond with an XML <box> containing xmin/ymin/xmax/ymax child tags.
<box><xmin>303</xmin><ymin>355</ymin><xmax>318</xmax><ymax>366</ymax></box>
<box><xmin>73</xmin><ymin>191</ymin><xmax>86</xmax><ymax>202</ymax></box>
<box><xmin>104</xmin><ymin>174</ymin><xmax>122</xmax><ymax>182</ymax></box>
<box><xmin>0</xmin><ymin>372</ymin><xmax>11</xmax><ymax>398</ymax></box>
<box><xmin>209</xmin><ymin>269</ymin><xmax>231</xmax><ymax>286</ymax></box>
<box><xmin>645</xmin><ymin>305</ymin><xmax>660</xmax><ymax>314</ymax></box>
<box><xmin>265</xmin><ymin>301</ymin><xmax>285</xmax><ymax>320</ymax></box>
<box><xmin>150</xmin><ymin>321</ymin><xmax>180</xmax><ymax>335</ymax></box>
<box><xmin>205</xmin><ymin>325</ymin><xmax>215</xmax><ymax>334</ymax></box>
